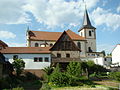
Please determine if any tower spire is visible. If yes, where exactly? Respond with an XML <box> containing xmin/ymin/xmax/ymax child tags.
<box><xmin>78</xmin><ymin>2</ymin><xmax>95</xmax><ymax>32</ymax></box>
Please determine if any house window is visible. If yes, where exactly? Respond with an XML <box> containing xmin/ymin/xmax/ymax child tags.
<box><xmin>35</xmin><ymin>43</ymin><xmax>39</xmax><ymax>47</ymax></box>
<box><xmin>39</xmin><ymin>57</ymin><xmax>43</xmax><ymax>62</ymax></box>
<box><xmin>89</xmin><ymin>31</ymin><xmax>92</xmax><ymax>36</ymax></box>
<box><xmin>34</xmin><ymin>57</ymin><xmax>38</xmax><ymax>62</ymax></box>
<box><xmin>13</xmin><ymin>55</ymin><xmax>18</xmax><ymax>60</ymax></box>
<box><xmin>50</xmin><ymin>43</ymin><xmax>53</xmax><ymax>47</ymax></box>
<box><xmin>77</xmin><ymin>42</ymin><xmax>81</xmax><ymax>49</ymax></box>
<box><xmin>104</xmin><ymin>58</ymin><xmax>107</xmax><ymax>61</ymax></box>
<box><xmin>57</xmin><ymin>53</ymin><xmax>61</xmax><ymax>58</ymax></box>
<box><xmin>66</xmin><ymin>53</ymin><xmax>70</xmax><ymax>58</ymax></box>
<box><xmin>44</xmin><ymin>57</ymin><xmax>49</xmax><ymax>62</ymax></box>
<box><xmin>88</xmin><ymin>47</ymin><xmax>92</xmax><ymax>52</ymax></box>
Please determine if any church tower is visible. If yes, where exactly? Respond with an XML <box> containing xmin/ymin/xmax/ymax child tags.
<box><xmin>78</xmin><ymin>9</ymin><xmax>96</xmax><ymax>53</ymax></box>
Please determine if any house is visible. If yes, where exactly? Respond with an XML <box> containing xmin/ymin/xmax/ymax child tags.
<box><xmin>112</xmin><ymin>44</ymin><xmax>120</xmax><ymax>66</ymax></box>
<box><xmin>1</xmin><ymin>47</ymin><xmax>51</xmax><ymax>77</ymax></box>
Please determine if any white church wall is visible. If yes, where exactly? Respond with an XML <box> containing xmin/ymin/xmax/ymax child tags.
<box><xmin>4</xmin><ymin>53</ymin><xmax>51</xmax><ymax>69</ymax></box>
<box><xmin>74</xmin><ymin>41</ymin><xmax>86</xmax><ymax>57</ymax></box>
<box><xmin>86</xmin><ymin>39</ymin><xmax>96</xmax><ymax>52</ymax></box>
<box><xmin>30</xmin><ymin>41</ymin><xmax>56</xmax><ymax>47</ymax></box>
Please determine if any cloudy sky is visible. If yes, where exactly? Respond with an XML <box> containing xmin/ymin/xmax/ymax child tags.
<box><xmin>0</xmin><ymin>0</ymin><xmax>120</xmax><ymax>54</ymax></box>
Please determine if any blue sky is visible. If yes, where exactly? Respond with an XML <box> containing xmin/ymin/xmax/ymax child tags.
<box><xmin>0</xmin><ymin>0</ymin><xmax>120</xmax><ymax>54</ymax></box>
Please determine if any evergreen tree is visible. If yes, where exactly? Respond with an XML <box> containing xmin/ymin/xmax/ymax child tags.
<box><xmin>12</xmin><ymin>58</ymin><xmax>25</xmax><ymax>76</ymax></box>
<box><xmin>66</xmin><ymin>62</ymin><xmax>82</xmax><ymax>77</ymax></box>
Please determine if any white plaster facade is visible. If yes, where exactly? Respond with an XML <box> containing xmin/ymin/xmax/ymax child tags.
<box><xmin>112</xmin><ymin>45</ymin><xmax>120</xmax><ymax>65</ymax></box>
<box><xmin>79</xmin><ymin>28</ymin><xmax>96</xmax><ymax>52</ymax></box>
<box><xmin>4</xmin><ymin>53</ymin><xmax>51</xmax><ymax>69</ymax></box>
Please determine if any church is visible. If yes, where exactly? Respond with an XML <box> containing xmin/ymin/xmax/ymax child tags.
<box><xmin>26</xmin><ymin>9</ymin><xmax>103</xmax><ymax>61</ymax></box>
<box><xmin>0</xmin><ymin>9</ymin><xmax>105</xmax><ymax>77</ymax></box>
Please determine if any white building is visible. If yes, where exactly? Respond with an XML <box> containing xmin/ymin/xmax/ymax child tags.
<box><xmin>0</xmin><ymin>47</ymin><xmax>51</xmax><ymax>77</ymax></box>
<box><xmin>112</xmin><ymin>44</ymin><xmax>120</xmax><ymax>66</ymax></box>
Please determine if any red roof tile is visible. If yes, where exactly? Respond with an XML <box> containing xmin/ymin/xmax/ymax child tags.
<box><xmin>29</xmin><ymin>30</ymin><xmax>85</xmax><ymax>41</ymax></box>
<box><xmin>0</xmin><ymin>47</ymin><xmax>51</xmax><ymax>54</ymax></box>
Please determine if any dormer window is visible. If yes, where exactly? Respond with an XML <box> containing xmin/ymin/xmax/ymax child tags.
<box><xmin>89</xmin><ymin>31</ymin><xmax>92</xmax><ymax>36</ymax></box>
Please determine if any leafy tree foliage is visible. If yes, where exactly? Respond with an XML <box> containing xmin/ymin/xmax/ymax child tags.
<box><xmin>12</xmin><ymin>58</ymin><xmax>25</xmax><ymax>76</ymax></box>
<box><xmin>66</xmin><ymin>62</ymin><xmax>82</xmax><ymax>77</ymax></box>
<box><xmin>109</xmin><ymin>72</ymin><xmax>120</xmax><ymax>81</ymax></box>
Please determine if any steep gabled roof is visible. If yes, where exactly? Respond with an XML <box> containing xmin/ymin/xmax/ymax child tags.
<box><xmin>78</xmin><ymin>9</ymin><xmax>96</xmax><ymax>32</ymax></box>
<box><xmin>50</xmin><ymin>31</ymin><xmax>81</xmax><ymax>51</ymax></box>
<box><xmin>0</xmin><ymin>47</ymin><xmax>51</xmax><ymax>54</ymax></box>
<box><xmin>28</xmin><ymin>30</ymin><xmax>85</xmax><ymax>41</ymax></box>
<box><xmin>0</xmin><ymin>40</ymin><xmax>8</xmax><ymax>48</ymax></box>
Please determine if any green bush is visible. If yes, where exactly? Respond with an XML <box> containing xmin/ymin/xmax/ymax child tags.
<box><xmin>49</xmin><ymin>64</ymin><xmax>69</xmax><ymax>86</ymax></box>
<box><xmin>109</xmin><ymin>72</ymin><xmax>120</xmax><ymax>81</ymax></box>
<box><xmin>40</xmin><ymin>82</ymin><xmax>51</xmax><ymax>90</ymax></box>
<box><xmin>12</xmin><ymin>87</ymin><xmax>24</xmax><ymax>90</ymax></box>
<box><xmin>25</xmin><ymin>72</ymin><xmax>37</xmax><ymax>80</ymax></box>
<box><xmin>66</xmin><ymin>62</ymin><xmax>82</xmax><ymax>77</ymax></box>
<box><xmin>0</xmin><ymin>78</ymin><xmax>10</xmax><ymax>89</ymax></box>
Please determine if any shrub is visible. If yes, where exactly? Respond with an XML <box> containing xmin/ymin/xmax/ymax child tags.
<box><xmin>25</xmin><ymin>72</ymin><xmax>37</xmax><ymax>80</ymax></box>
<box><xmin>40</xmin><ymin>82</ymin><xmax>51</xmax><ymax>90</ymax></box>
<box><xmin>66</xmin><ymin>62</ymin><xmax>82</xmax><ymax>77</ymax></box>
<box><xmin>12</xmin><ymin>87</ymin><xmax>24</xmax><ymax>90</ymax></box>
<box><xmin>49</xmin><ymin>64</ymin><xmax>69</xmax><ymax>86</ymax></box>
<box><xmin>109</xmin><ymin>72</ymin><xmax>120</xmax><ymax>81</ymax></box>
<box><xmin>0</xmin><ymin>78</ymin><xmax>10</xmax><ymax>89</ymax></box>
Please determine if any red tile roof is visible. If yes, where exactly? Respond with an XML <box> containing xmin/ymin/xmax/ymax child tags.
<box><xmin>0</xmin><ymin>47</ymin><xmax>51</xmax><ymax>54</ymax></box>
<box><xmin>29</xmin><ymin>29</ymin><xmax>85</xmax><ymax>41</ymax></box>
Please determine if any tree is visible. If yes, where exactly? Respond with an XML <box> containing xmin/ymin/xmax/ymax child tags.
<box><xmin>12</xmin><ymin>58</ymin><xmax>25</xmax><ymax>76</ymax></box>
<box><xmin>66</xmin><ymin>62</ymin><xmax>82</xmax><ymax>77</ymax></box>
<box><xmin>101</xmin><ymin>50</ymin><xmax>106</xmax><ymax>56</ymax></box>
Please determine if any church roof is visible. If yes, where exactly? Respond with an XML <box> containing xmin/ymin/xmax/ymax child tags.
<box><xmin>0</xmin><ymin>47</ymin><xmax>51</xmax><ymax>54</ymax></box>
<box><xmin>78</xmin><ymin>9</ymin><xmax>96</xmax><ymax>32</ymax></box>
<box><xmin>29</xmin><ymin>29</ymin><xmax>85</xmax><ymax>41</ymax></box>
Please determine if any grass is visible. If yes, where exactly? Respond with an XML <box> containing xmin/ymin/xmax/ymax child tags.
<box><xmin>51</xmin><ymin>86</ymin><xmax>108</xmax><ymax>90</ymax></box>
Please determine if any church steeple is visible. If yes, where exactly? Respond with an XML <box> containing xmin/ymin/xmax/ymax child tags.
<box><xmin>78</xmin><ymin>9</ymin><xmax>96</xmax><ymax>32</ymax></box>
<box><xmin>83</xmin><ymin>9</ymin><xmax>91</xmax><ymax>26</ymax></box>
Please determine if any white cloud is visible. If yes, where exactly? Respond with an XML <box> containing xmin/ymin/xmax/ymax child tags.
<box><xmin>0</xmin><ymin>31</ymin><xmax>16</xmax><ymax>39</ymax></box>
<box><xmin>23</xmin><ymin>0</ymin><xmax>99</xmax><ymax>28</ymax></box>
<box><xmin>0</xmin><ymin>0</ymin><xmax>30</xmax><ymax>24</ymax></box>
<box><xmin>117</xmin><ymin>6</ymin><xmax>120</xmax><ymax>13</ymax></box>
<box><xmin>97</xmin><ymin>44</ymin><xmax>114</xmax><ymax>54</ymax></box>
<box><xmin>91</xmin><ymin>7</ymin><xmax>120</xmax><ymax>31</ymax></box>
<box><xmin>7</xmin><ymin>42</ymin><xmax>26</xmax><ymax>47</ymax></box>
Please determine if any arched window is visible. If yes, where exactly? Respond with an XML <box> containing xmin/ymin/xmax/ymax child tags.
<box><xmin>89</xmin><ymin>31</ymin><xmax>92</xmax><ymax>36</ymax></box>
<box><xmin>88</xmin><ymin>47</ymin><xmax>92</xmax><ymax>52</ymax></box>
<box><xmin>35</xmin><ymin>43</ymin><xmax>39</xmax><ymax>47</ymax></box>
<box><xmin>77</xmin><ymin>42</ymin><xmax>81</xmax><ymax>49</ymax></box>
<box><xmin>50</xmin><ymin>43</ymin><xmax>53</xmax><ymax>47</ymax></box>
